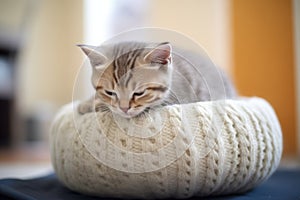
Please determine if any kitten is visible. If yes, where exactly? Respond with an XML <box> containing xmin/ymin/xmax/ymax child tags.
<box><xmin>77</xmin><ymin>41</ymin><xmax>236</xmax><ymax>118</ymax></box>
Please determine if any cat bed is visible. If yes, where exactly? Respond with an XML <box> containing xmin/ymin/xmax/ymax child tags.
<box><xmin>50</xmin><ymin>97</ymin><xmax>282</xmax><ymax>199</ymax></box>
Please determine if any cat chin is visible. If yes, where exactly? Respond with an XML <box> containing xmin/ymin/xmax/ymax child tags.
<box><xmin>113</xmin><ymin>109</ymin><xmax>145</xmax><ymax>119</ymax></box>
<box><xmin>116</xmin><ymin>112</ymin><xmax>139</xmax><ymax>119</ymax></box>
<box><xmin>109</xmin><ymin>109</ymin><xmax>137</xmax><ymax>118</ymax></box>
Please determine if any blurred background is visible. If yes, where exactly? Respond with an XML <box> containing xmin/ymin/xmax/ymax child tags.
<box><xmin>0</xmin><ymin>0</ymin><xmax>299</xmax><ymax>178</ymax></box>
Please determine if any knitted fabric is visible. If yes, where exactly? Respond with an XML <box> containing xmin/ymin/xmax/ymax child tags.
<box><xmin>50</xmin><ymin>97</ymin><xmax>282</xmax><ymax>199</ymax></box>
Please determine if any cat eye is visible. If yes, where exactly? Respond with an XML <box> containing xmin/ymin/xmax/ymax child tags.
<box><xmin>133</xmin><ymin>91</ymin><xmax>145</xmax><ymax>97</ymax></box>
<box><xmin>104</xmin><ymin>90</ymin><xmax>116</xmax><ymax>96</ymax></box>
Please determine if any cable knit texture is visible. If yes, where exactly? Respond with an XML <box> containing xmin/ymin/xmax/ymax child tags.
<box><xmin>50</xmin><ymin>97</ymin><xmax>282</xmax><ymax>199</ymax></box>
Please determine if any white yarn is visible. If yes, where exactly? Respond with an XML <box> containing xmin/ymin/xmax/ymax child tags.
<box><xmin>50</xmin><ymin>97</ymin><xmax>282</xmax><ymax>199</ymax></box>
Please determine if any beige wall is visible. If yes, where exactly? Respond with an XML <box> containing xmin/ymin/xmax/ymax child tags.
<box><xmin>17</xmin><ymin>0</ymin><xmax>84</xmax><ymax>115</ymax></box>
<box><xmin>149</xmin><ymin>0</ymin><xmax>232</xmax><ymax>74</ymax></box>
<box><xmin>0</xmin><ymin>0</ymin><xmax>27</xmax><ymax>40</ymax></box>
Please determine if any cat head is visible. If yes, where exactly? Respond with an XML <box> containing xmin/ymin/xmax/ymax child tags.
<box><xmin>78</xmin><ymin>42</ymin><xmax>173</xmax><ymax>118</ymax></box>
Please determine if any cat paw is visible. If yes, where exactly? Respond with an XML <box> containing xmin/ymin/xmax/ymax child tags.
<box><xmin>77</xmin><ymin>103</ymin><xmax>93</xmax><ymax>115</ymax></box>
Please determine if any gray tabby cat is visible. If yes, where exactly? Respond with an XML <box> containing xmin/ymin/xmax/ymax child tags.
<box><xmin>78</xmin><ymin>41</ymin><xmax>236</xmax><ymax>118</ymax></box>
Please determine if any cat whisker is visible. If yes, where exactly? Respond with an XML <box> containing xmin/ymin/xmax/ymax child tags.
<box><xmin>139</xmin><ymin>112</ymin><xmax>147</xmax><ymax>120</ymax></box>
<box><xmin>161</xmin><ymin>99</ymin><xmax>173</xmax><ymax>106</ymax></box>
<box><xmin>95</xmin><ymin>104</ymin><xmax>110</xmax><ymax>113</ymax></box>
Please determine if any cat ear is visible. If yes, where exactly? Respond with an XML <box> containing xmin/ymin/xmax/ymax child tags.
<box><xmin>77</xmin><ymin>44</ymin><xmax>107</xmax><ymax>67</ymax></box>
<box><xmin>144</xmin><ymin>42</ymin><xmax>172</xmax><ymax>65</ymax></box>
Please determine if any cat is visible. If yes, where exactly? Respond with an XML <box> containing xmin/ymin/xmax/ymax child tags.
<box><xmin>77</xmin><ymin>41</ymin><xmax>236</xmax><ymax>118</ymax></box>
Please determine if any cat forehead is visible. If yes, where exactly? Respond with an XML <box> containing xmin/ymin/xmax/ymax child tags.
<box><xmin>103</xmin><ymin>64</ymin><xmax>163</xmax><ymax>80</ymax></box>
<box><xmin>102</xmin><ymin>42</ymin><xmax>167</xmax><ymax>58</ymax></box>
<box><xmin>99</xmin><ymin>65</ymin><xmax>168</xmax><ymax>87</ymax></box>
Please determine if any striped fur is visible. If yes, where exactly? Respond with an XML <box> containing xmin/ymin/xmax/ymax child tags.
<box><xmin>78</xmin><ymin>41</ymin><xmax>236</xmax><ymax>118</ymax></box>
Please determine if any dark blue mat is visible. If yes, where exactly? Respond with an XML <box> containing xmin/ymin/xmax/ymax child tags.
<box><xmin>0</xmin><ymin>169</ymin><xmax>299</xmax><ymax>200</ymax></box>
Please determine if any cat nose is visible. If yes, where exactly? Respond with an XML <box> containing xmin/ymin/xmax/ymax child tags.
<box><xmin>120</xmin><ymin>107</ymin><xmax>129</xmax><ymax>113</ymax></box>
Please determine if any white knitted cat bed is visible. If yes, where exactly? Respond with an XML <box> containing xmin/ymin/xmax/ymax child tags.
<box><xmin>50</xmin><ymin>97</ymin><xmax>282</xmax><ymax>199</ymax></box>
